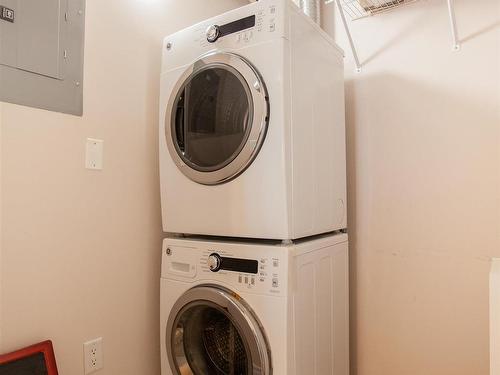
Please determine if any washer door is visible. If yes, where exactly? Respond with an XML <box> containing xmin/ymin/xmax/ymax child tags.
<box><xmin>166</xmin><ymin>286</ymin><xmax>272</xmax><ymax>375</ymax></box>
<box><xmin>165</xmin><ymin>52</ymin><xmax>269</xmax><ymax>185</ymax></box>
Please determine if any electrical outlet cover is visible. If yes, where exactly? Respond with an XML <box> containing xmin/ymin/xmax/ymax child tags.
<box><xmin>84</xmin><ymin>338</ymin><xmax>103</xmax><ymax>374</ymax></box>
<box><xmin>85</xmin><ymin>138</ymin><xmax>104</xmax><ymax>170</ymax></box>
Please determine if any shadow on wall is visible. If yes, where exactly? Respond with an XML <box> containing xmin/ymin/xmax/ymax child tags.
<box><xmin>345</xmin><ymin>74</ymin><xmax>499</xmax><ymax>375</ymax></box>
<box><xmin>461</xmin><ymin>20</ymin><xmax>500</xmax><ymax>44</ymax></box>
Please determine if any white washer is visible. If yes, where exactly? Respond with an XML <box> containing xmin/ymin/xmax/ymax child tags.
<box><xmin>159</xmin><ymin>0</ymin><xmax>347</xmax><ymax>240</ymax></box>
<box><xmin>160</xmin><ymin>233</ymin><xmax>349</xmax><ymax>375</ymax></box>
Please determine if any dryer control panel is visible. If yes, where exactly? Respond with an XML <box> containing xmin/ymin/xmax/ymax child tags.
<box><xmin>161</xmin><ymin>0</ymin><xmax>287</xmax><ymax>74</ymax></box>
<box><xmin>205</xmin><ymin>15</ymin><xmax>256</xmax><ymax>43</ymax></box>
<box><xmin>193</xmin><ymin>1</ymin><xmax>282</xmax><ymax>49</ymax></box>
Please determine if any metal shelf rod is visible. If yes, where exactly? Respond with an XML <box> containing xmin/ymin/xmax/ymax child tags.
<box><xmin>446</xmin><ymin>0</ymin><xmax>460</xmax><ymax>51</ymax></box>
<box><xmin>335</xmin><ymin>0</ymin><xmax>362</xmax><ymax>72</ymax></box>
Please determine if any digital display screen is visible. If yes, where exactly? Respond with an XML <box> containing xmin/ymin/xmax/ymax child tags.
<box><xmin>220</xmin><ymin>256</ymin><xmax>259</xmax><ymax>274</ymax></box>
<box><xmin>219</xmin><ymin>15</ymin><xmax>256</xmax><ymax>38</ymax></box>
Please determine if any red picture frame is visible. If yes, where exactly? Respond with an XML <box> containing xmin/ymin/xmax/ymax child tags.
<box><xmin>0</xmin><ymin>340</ymin><xmax>58</xmax><ymax>375</ymax></box>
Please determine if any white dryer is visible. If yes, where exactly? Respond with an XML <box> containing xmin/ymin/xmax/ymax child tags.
<box><xmin>159</xmin><ymin>0</ymin><xmax>347</xmax><ymax>240</ymax></box>
<box><xmin>160</xmin><ymin>233</ymin><xmax>349</xmax><ymax>375</ymax></box>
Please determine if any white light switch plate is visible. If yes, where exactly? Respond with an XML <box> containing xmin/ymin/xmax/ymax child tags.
<box><xmin>85</xmin><ymin>138</ymin><xmax>104</xmax><ymax>170</ymax></box>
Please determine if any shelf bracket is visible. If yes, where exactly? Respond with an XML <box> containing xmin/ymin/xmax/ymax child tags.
<box><xmin>446</xmin><ymin>0</ymin><xmax>460</xmax><ymax>51</ymax></box>
<box><xmin>335</xmin><ymin>0</ymin><xmax>362</xmax><ymax>72</ymax></box>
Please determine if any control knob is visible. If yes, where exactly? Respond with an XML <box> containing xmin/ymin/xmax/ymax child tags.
<box><xmin>206</xmin><ymin>25</ymin><xmax>220</xmax><ymax>43</ymax></box>
<box><xmin>208</xmin><ymin>253</ymin><xmax>222</xmax><ymax>272</ymax></box>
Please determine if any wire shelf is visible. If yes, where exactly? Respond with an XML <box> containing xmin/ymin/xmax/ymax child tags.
<box><xmin>332</xmin><ymin>0</ymin><xmax>460</xmax><ymax>71</ymax></box>
<box><xmin>339</xmin><ymin>0</ymin><xmax>421</xmax><ymax>20</ymax></box>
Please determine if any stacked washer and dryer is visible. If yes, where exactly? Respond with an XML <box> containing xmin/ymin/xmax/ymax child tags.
<box><xmin>159</xmin><ymin>0</ymin><xmax>349</xmax><ymax>374</ymax></box>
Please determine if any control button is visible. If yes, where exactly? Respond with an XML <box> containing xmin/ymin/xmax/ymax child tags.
<box><xmin>238</xmin><ymin>275</ymin><xmax>242</xmax><ymax>283</ymax></box>
<box><xmin>207</xmin><ymin>253</ymin><xmax>222</xmax><ymax>272</ymax></box>
<box><xmin>269</xmin><ymin>23</ymin><xmax>276</xmax><ymax>32</ymax></box>
<box><xmin>251</xmin><ymin>278</ymin><xmax>255</xmax><ymax>285</ymax></box>
<box><xmin>206</xmin><ymin>24</ymin><xmax>220</xmax><ymax>43</ymax></box>
<box><xmin>245</xmin><ymin>276</ymin><xmax>249</xmax><ymax>284</ymax></box>
<box><xmin>273</xmin><ymin>259</ymin><xmax>279</xmax><ymax>267</ymax></box>
<box><xmin>272</xmin><ymin>278</ymin><xmax>279</xmax><ymax>288</ymax></box>
<box><xmin>270</xmin><ymin>6</ymin><xmax>276</xmax><ymax>14</ymax></box>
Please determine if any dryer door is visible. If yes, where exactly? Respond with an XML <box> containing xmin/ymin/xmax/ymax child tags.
<box><xmin>165</xmin><ymin>52</ymin><xmax>269</xmax><ymax>185</ymax></box>
<box><xmin>166</xmin><ymin>286</ymin><xmax>272</xmax><ymax>375</ymax></box>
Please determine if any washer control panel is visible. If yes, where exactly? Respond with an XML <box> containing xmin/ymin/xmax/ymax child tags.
<box><xmin>200</xmin><ymin>248</ymin><xmax>284</xmax><ymax>295</ymax></box>
<box><xmin>162</xmin><ymin>240</ymin><xmax>287</xmax><ymax>296</ymax></box>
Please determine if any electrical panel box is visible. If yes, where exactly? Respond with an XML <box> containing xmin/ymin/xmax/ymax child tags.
<box><xmin>0</xmin><ymin>0</ymin><xmax>85</xmax><ymax>116</ymax></box>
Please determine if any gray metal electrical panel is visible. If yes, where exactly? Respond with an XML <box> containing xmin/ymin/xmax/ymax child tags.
<box><xmin>0</xmin><ymin>0</ymin><xmax>85</xmax><ymax>116</ymax></box>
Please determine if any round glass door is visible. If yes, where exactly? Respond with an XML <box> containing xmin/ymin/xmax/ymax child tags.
<box><xmin>166</xmin><ymin>286</ymin><xmax>272</xmax><ymax>375</ymax></box>
<box><xmin>165</xmin><ymin>53</ymin><xmax>269</xmax><ymax>185</ymax></box>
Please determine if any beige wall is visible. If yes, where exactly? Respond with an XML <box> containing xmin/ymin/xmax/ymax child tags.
<box><xmin>0</xmin><ymin>1</ymin><xmax>245</xmax><ymax>374</ymax></box>
<box><xmin>322</xmin><ymin>0</ymin><xmax>500</xmax><ymax>374</ymax></box>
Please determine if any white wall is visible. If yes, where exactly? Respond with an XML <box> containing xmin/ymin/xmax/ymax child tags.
<box><xmin>0</xmin><ymin>1</ymin><xmax>246</xmax><ymax>374</ymax></box>
<box><xmin>321</xmin><ymin>0</ymin><xmax>500</xmax><ymax>374</ymax></box>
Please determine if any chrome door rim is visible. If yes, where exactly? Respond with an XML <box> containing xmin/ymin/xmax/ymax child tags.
<box><xmin>165</xmin><ymin>52</ymin><xmax>269</xmax><ymax>185</ymax></box>
<box><xmin>166</xmin><ymin>285</ymin><xmax>272</xmax><ymax>375</ymax></box>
